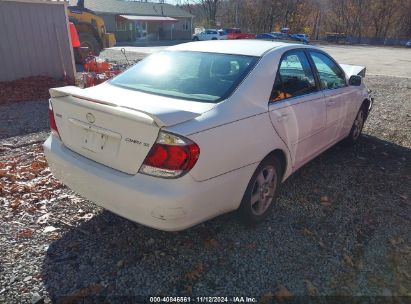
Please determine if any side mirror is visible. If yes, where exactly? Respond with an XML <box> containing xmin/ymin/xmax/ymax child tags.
<box><xmin>349</xmin><ymin>75</ymin><xmax>362</xmax><ymax>86</ymax></box>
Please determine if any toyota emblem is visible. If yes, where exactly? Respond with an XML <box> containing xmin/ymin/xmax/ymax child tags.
<box><xmin>86</xmin><ymin>113</ymin><xmax>95</xmax><ymax>123</ymax></box>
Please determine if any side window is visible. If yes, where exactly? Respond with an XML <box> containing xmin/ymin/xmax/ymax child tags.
<box><xmin>270</xmin><ymin>50</ymin><xmax>317</xmax><ymax>102</ymax></box>
<box><xmin>310</xmin><ymin>51</ymin><xmax>346</xmax><ymax>90</ymax></box>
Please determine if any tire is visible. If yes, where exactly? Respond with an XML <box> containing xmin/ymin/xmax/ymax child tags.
<box><xmin>211</xmin><ymin>37</ymin><xmax>217</xmax><ymax>40</ymax></box>
<box><xmin>344</xmin><ymin>105</ymin><xmax>366</xmax><ymax>145</ymax></box>
<box><xmin>74</xmin><ymin>48</ymin><xmax>83</xmax><ymax>64</ymax></box>
<box><xmin>78</xmin><ymin>33</ymin><xmax>100</xmax><ymax>56</ymax></box>
<box><xmin>238</xmin><ymin>156</ymin><xmax>282</xmax><ymax>225</ymax></box>
<box><xmin>192</xmin><ymin>36</ymin><xmax>199</xmax><ymax>41</ymax></box>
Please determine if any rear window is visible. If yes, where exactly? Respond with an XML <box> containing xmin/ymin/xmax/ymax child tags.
<box><xmin>110</xmin><ymin>51</ymin><xmax>258</xmax><ymax>103</ymax></box>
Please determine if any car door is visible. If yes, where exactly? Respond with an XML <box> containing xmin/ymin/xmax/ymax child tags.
<box><xmin>205</xmin><ymin>30</ymin><xmax>214</xmax><ymax>40</ymax></box>
<box><xmin>210</xmin><ymin>30</ymin><xmax>218</xmax><ymax>39</ymax></box>
<box><xmin>198</xmin><ymin>31</ymin><xmax>208</xmax><ymax>41</ymax></box>
<box><xmin>268</xmin><ymin>50</ymin><xmax>327</xmax><ymax>170</ymax></box>
<box><xmin>308</xmin><ymin>50</ymin><xmax>358</xmax><ymax>143</ymax></box>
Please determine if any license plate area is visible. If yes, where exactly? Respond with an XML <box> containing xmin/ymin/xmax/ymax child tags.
<box><xmin>82</xmin><ymin>129</ymin><xmax>108</xmax><ymax>153</ymax></box>
<box><xmin>68</xmin><ymin>118</ymin><xmax>121</xmax><ymax>159</ymax></box>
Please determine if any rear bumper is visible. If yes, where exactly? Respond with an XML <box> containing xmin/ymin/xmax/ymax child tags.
<box><xmin>43</xmin><ymin>136</ymin><xmax>255</xmax><ymax>231</ymax></box>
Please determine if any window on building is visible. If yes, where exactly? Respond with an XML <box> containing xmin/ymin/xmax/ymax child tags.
<box><xmin>182</xmin><ymin>19</ymin><xmax>190</xmax><ymax>31</ymax></box>
<box><xmin>116</xmin><ymin>21</ymin><xmax>127</xmax><ymax>31</ymax></box>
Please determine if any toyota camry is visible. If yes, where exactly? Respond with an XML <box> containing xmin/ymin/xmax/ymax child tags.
<box><xmin>44</xmin><ymin>40</ymin><xmax>373</xmax><ymax>231</ymax></box>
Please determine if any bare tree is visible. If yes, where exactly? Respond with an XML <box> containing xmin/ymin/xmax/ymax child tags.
<box><xmin>191</xmin><ymin>0</ymin><xmax>220</xmax><ymax>27</ymax></box>
<box><xmin>181</xmin><ymin>0</ymin><xmax>409</xmax><ymax>41</ymax></box>
<box><xmin>370</xmin><ymin>0</ymin><xmax>401</xmax><ymax>39</ymax></box>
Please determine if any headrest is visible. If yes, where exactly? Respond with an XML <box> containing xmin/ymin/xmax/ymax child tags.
<box><xmin>211</xmin><ymin>59</ymin><xmax>231</xmax><ymax>76</ymax></box>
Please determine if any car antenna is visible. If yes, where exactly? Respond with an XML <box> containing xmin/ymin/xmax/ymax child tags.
<box><xmin>121</xmin><ymin>48</ymin><xmax>130</xmax><ymax>66</ymax></box>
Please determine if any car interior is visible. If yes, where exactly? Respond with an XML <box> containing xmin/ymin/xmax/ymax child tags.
<box><xmin>271</xmin><ymin>52</ymin><xmax>317</xmax><ymax>101</ymax></box>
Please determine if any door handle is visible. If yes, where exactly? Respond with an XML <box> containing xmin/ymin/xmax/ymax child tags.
<box><xmin>327</xmin><ymin>100</ymin><xmax>336</xmax><ymax>107</ymax></box>
<box><xmin>277</xmin><ymin>113</ymin><xmax>289</xmax><ymax>122</ymax></box>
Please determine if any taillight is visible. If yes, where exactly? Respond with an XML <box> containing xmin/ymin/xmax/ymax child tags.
<box><xmin>139</xmin><ymin>131</ymin><xmax>200</xmax><ymax>178</ymax></box>
<box><xmin>48</xmin><ymin>100</ymin><xmax>60</xmax><ymax>139</ymax></box>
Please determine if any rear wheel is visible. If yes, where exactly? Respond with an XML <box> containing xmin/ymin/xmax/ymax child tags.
<box><xmin>239</xmin><ymin>157</ymin><xmax>282</xmax><ymax>225</ymax></box>
<box><xmin>192</xmin><ymin>36</ymin><xmax>199</xmax><ymax>41</ymax></box>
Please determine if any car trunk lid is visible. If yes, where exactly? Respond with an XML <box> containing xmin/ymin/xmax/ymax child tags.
<box><xmin>49</xmin><ymin>83</ymin><xmax>214</xmax><ymax>175</ymax></box>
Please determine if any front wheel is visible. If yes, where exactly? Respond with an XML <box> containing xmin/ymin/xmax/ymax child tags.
<box><xmin>238</xmin><ymin>157</ymin><xmax>282</xmax><ymax>225</ymax></box>
<box><xmin>79</xmin><ymin>33</ymin><xmax>100</xmax><ymax>56</ymax></box>
<box><xmin>344</xmin><ymin>106</ymin><xmax>366</xmax><ymax>145</ymax></box>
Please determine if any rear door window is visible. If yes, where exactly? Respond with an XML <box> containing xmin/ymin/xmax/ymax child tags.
<box><xmin>270</xmin><ymin>50</ymin><xmax>318</xmax><ymax>102</ymax></box>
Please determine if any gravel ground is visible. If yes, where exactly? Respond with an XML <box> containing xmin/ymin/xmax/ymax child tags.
<box><xmin>0</xmin><ymin>100</ymin><xmax>49</xmax><ymax>140</ymax></box>
<box><xmin>99</xmin><ymin>49</ymin><xmax>146</xmax><ymax>64</ymax></box>
<box><xmin>0</xmin><ymin>72</ymin><xmax>410</xmax><ymax>303</ymax></box>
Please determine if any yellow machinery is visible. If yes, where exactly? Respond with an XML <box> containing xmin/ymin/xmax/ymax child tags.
<box><xmin>68</xmin><ymin>0</ymin><xmax>115</xmax><ymax>59</ymax></box>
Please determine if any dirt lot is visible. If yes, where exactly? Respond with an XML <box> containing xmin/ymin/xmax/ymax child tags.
<box><xmin>319</xmin><ymin>44</ymin><xmax>411</xmax><ymax>78</ymax></box>
<box><xmin>0</xmin><ymin>48</ymin><xmax>410</xmax><ymax>303</ymax></box>
<box><xmin>110</xmin><ymin>43</ymin><xmax>411</xmax><ymax>78</ymax></box>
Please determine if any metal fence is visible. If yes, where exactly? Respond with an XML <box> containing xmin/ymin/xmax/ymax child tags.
<box><xmin>0</xmin><ymin>0</ymin><xmax>75</xmax><ymax>82</ymax></box>
<box><xmin>345</xmin><ymin>36</ymin><xmax>409</xmax><ymax>46</ymax></box>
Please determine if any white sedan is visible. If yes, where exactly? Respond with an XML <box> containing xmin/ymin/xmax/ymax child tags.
<box><xmin>44</xmin><ymin>40</ymin><xmax>373</xmax><ymax>231</ymax></box>
<box><xmin>192</xmin><ymin>29</ymin><xmax>226</xmax><ymax>41</ymax></box>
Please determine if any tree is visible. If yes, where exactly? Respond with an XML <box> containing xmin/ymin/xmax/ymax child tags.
<box><xmin>181</xmin><ymin>0</ymin><xmax>408</xmax><ymax>41</ymax></box>
<box><xmin>193</xmin><ymin>0</ymin><xmax>220</xmax><ymax>27</ymax></box>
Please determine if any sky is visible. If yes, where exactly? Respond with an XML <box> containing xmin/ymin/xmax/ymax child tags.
<box><xmin>132</xmin><ymin>1</ymin><xmax>186</xmax><ymax>5</ymax></box>
<box><xmin>162</xmin><ymin>0</ymin><xmax>182</xmax><ymax>4</ymax></box>
<box><xmin>127</xmin><ymin>1</ymin><xmax>187</xmax><ymax>5</ymax></box>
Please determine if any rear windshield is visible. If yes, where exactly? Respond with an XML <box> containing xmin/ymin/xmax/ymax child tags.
<box><xmin>110</xmin><ymin>51</ymin><xmax>258</xmax><ymax>103</ymax></box>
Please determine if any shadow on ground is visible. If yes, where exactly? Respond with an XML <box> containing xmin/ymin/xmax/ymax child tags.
<box><xmin>41</xmin><ymin>134</ymin><xmax>411</xmax><ymax>301</ymax></box>
<box><xmin>0</xmin><ymin>100</ymin><xmax>49</xmax><ymax>140</ymax></box>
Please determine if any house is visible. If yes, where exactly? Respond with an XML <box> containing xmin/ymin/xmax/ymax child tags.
<box><xmin>68</xmin><ymin>0</ymin><xmax>194</xmax><ymax>42</ymax></box>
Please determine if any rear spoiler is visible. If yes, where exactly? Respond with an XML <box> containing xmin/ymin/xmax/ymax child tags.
<box><xmin>340</xmin><ymin>64</ymin><xmax>366</xmax><ymax>78</ymax></box>
<box><xmin>49</xmin><ymin>86</ymin><xmax>201</xmax><ymax>127</ymax></box>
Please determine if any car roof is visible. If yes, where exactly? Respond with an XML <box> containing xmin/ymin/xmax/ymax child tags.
<box><xmin>167</xmin><ymin>40</ymin><xmax>309</xmax><ymax>57</ymax></box>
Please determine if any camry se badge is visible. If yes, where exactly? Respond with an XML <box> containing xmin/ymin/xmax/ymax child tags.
<box><xmin>125</xmin><ymin>138</ymin><xmax>150</xmax><ymax>147</ymax></box>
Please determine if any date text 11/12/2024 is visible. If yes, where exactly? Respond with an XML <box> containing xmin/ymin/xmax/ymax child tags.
<box><xmin>149</xmin><ymin>296</ymin><xmax>258</xmax><ymax>303</ymax></box>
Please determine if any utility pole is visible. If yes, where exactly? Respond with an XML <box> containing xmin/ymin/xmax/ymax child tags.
<box><xmin>235</xmin><ymin>0</ymin><xmax>238</xmax><ymax>27</ymax></box>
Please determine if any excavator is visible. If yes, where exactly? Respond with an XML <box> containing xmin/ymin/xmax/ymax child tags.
<box><xmin>67</xmin><ymin>0</ymin><xmax>116</xmax><ymax>61</ymax></box>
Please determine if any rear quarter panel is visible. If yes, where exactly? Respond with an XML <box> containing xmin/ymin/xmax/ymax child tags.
<box><xmin>187</xmin><ymin>112</ymin><xmax>288</xmax><ymax>182</ymax></box>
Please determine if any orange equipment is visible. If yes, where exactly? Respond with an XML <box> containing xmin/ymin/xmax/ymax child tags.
<box><xmin>69</xmin><ymin>22</ymin><xmax>80</xmax><ymax>48</ymax></box>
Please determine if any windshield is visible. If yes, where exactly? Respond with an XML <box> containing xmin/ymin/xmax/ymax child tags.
<box><xmin>110</xmin><ymin>51</ymin><xmax>258</xmax><ymax>103</ymax></box>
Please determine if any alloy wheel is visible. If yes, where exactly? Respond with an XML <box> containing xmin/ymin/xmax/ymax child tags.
<box><xmin>352</xmin><ymin>110</ymin><xmax>364</xmax><ymax>140</ymax></box>
<box><xmin>250</xmin><ymin>165</ymin><xmax>277</xmax><ymax>216</ymax></box>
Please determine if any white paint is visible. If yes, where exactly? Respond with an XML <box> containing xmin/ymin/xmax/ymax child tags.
<box><xmin>44</xmin><ymin>40</ymin><xmax>371</xmax><ymax>231</ymax></box>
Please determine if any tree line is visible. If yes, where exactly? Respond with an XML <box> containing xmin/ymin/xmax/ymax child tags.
<box><xmin>177</xmin><ymin>0</ymin><xmax>411</xmax><ymax>41</ymax></box>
